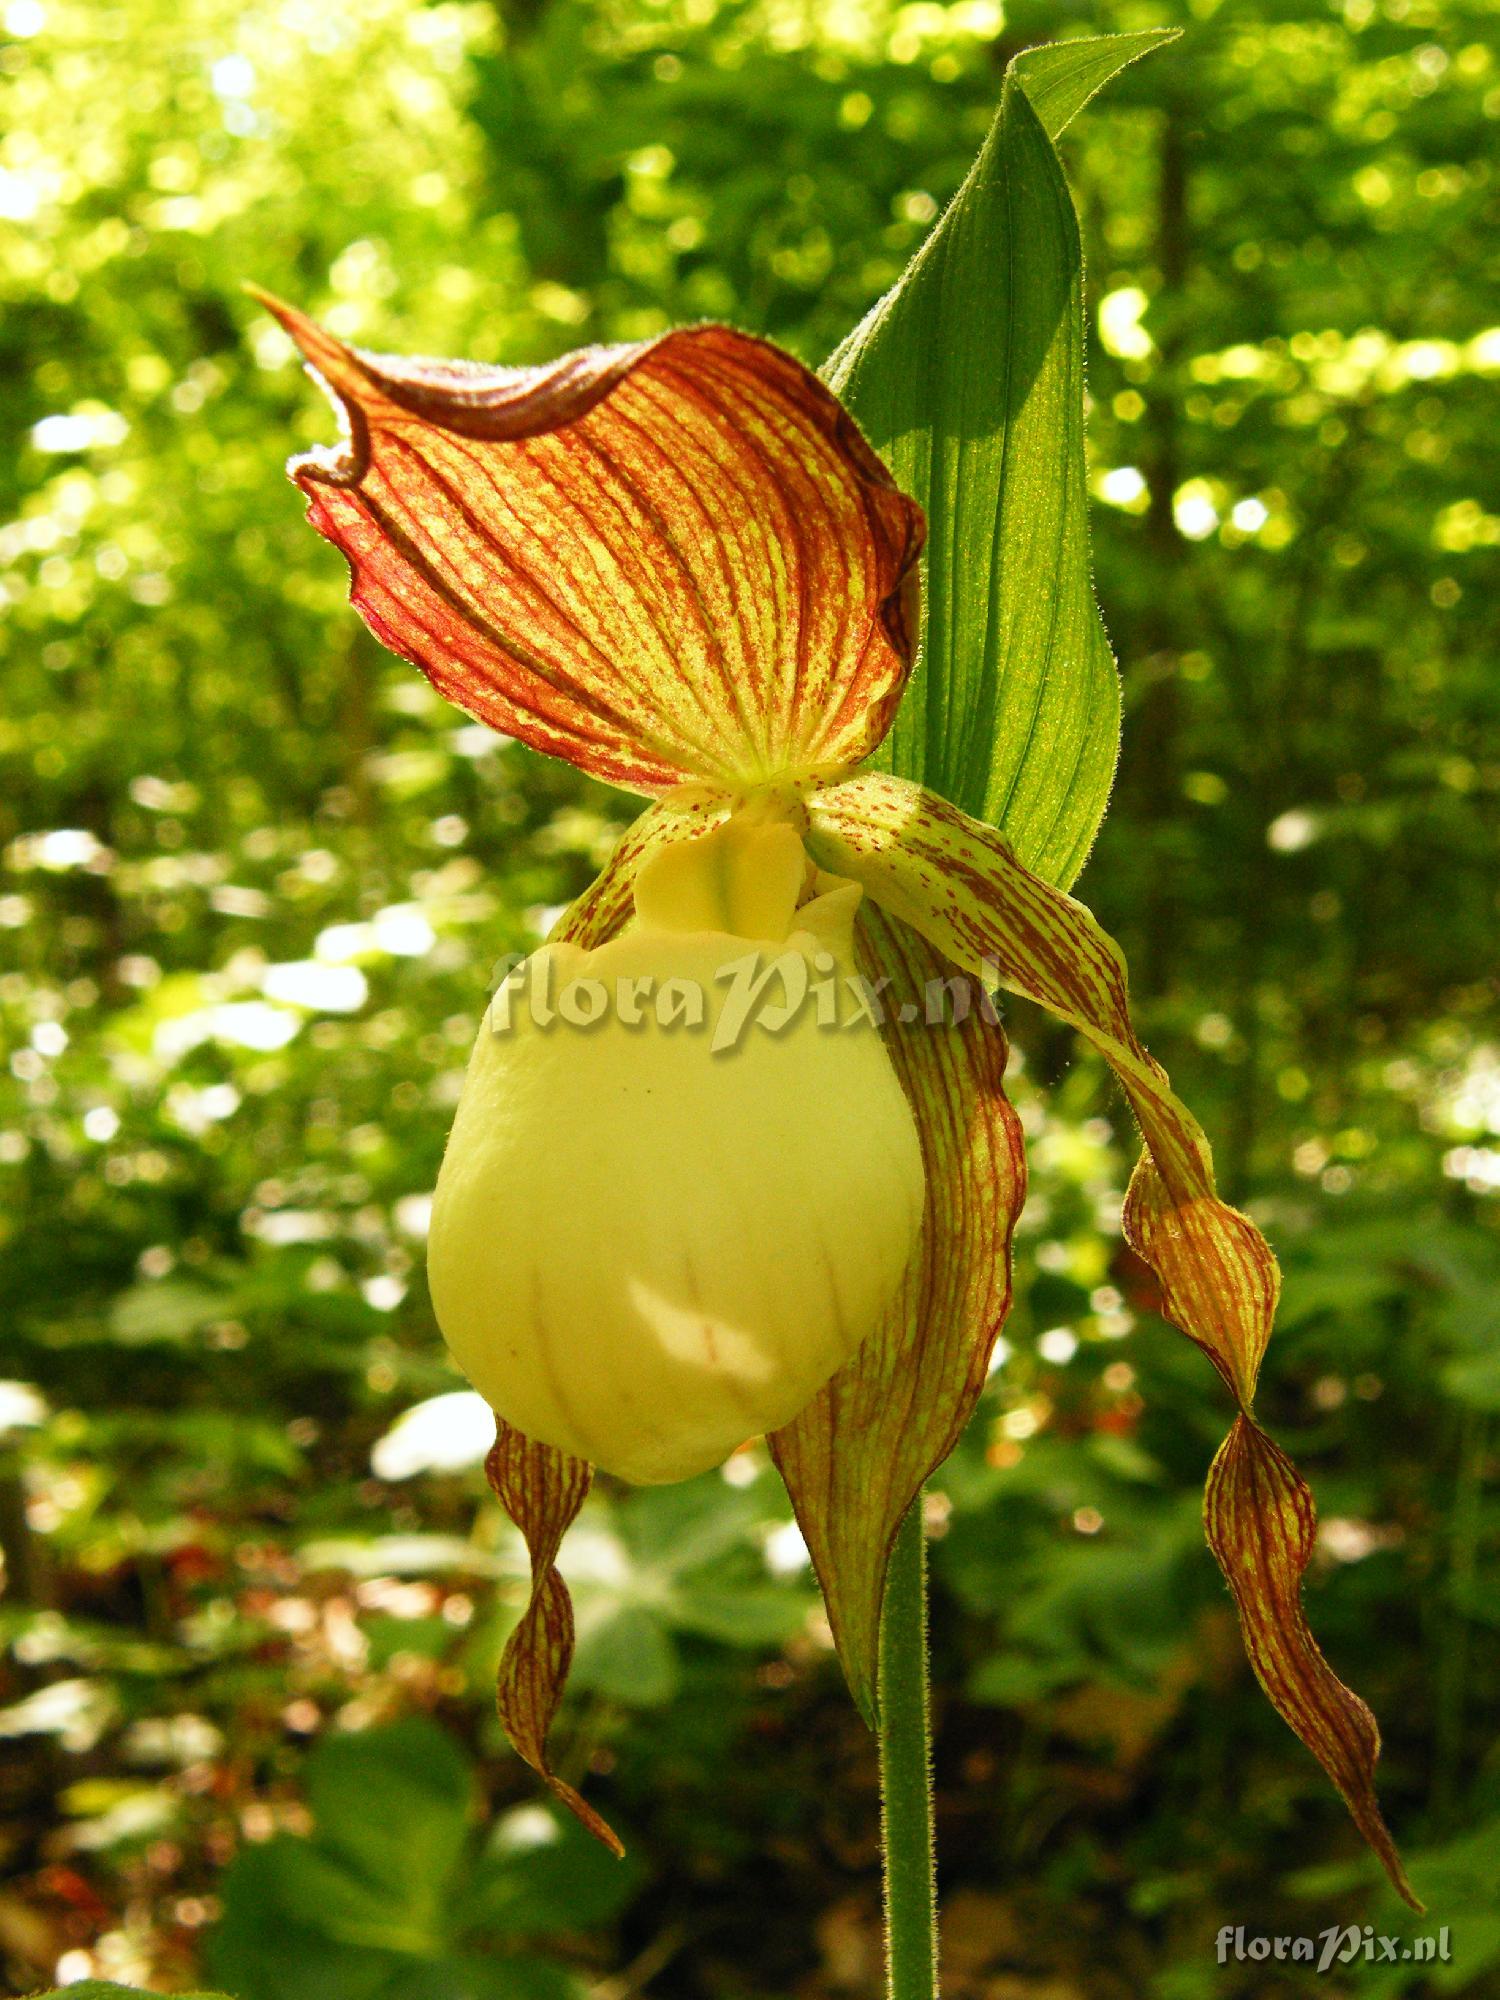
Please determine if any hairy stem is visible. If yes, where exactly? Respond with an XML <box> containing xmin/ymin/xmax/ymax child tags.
<box><xmin>878</xmin><ymin>1497</ymin><xmax>938</xmax><ymax>2000</ymax></box>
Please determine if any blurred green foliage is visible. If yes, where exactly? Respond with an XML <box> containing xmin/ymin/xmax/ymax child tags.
<box><xmin>208</xmin><ymin>1718</ymin><xmax>643</xmax><ymax>1998</ymax></box>
<box><xmin>1</xmin><ymin>0</ymin><xmax>1496</xmax><ymax>1996</ymax></box>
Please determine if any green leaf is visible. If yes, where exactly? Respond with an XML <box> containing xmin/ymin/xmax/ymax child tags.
<box><xmin>825</xmin><ymin>33</ymin><xmax>1175</xmax><ymax>889</ymax></box>
<box><xmin>1441</xmin><ymin>1348</ymin><xmax>1500</xmax><ymax>1411</ymax></box>
<box><xmin>668</xmin><ymin>1581</ymin><xmax>812</xmax><ymax>1647</ymax></box>
<box><xmin>614</xmin><ymin>1477</ymin><xmax>759</xmax><ymax>1575</ymax></box>
<box><xmin>208</xmin><ymin>1720</ymin><xmax>479</xmax><ymax>1997</ymax></box>
<box><xmin>298</xmin><ymin>1533</ymin><xmax>509</xmax><ymax>1578</ymax></box>
<box><xmin>378</xmin><ymin>1958</ymin><xmax>581</xmax><ymax>2000</ymax></box>
<box><xmin>108</xmin><ymin>1279</ymin><xmax>225</xmax><ymax>1344</ymax></box>
<box><xmin>1011</xmin><ymin>29</ymin><xmax>1181</xmax><ymax>142</ymax></box>
<box><xmin>214</xmin><ymin>1835</ymin><xmax>431</xmax><ymax>1989</ymax></box>
<box><xmin>223</xmin><ymin>1832</ymin><xmax>444</xmax><ymax>1968</ymax></box>
<box><xmin>304</xmin><ymin>1714</ymin><xmax>476</xmax><ymax>1913</ymax></box>
<box><xmin>26</xmin><ymin>1988</ymin><xmax>234</xmax><ymax>2000</ymax></box>
<box><xmin>469</xmin><ymin>1803</ymin><xmax>643</xmax><ymax>1936</ymax></box>
<box><xmin>570</xmin><ymin>1601</ymin><xmax>680</xmax><ymax>1707</ymax></box>
<box><xmin>208</xmin><ymin>1719</ymin><xmax>630</xmax><ymax>1999</ymax></box>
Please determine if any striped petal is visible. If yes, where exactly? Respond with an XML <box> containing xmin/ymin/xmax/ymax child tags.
<box><xmin>1206</xmin><ymin>1417</ymin><xmax>1417</xmax><ymax>1907</ymax></box>
<box><xmin>807</xmin><ymin>770</ymin><xmax>1418</xmax><ymax>1908</ymax></box>
<box><xmin>260</xmin><ymin>293</ymin><xmax>923</xmax><ymax>795</ymax></box>
<box><xmin>485</xmin><ymin>1424</ymin><xmax>621</xmax><ymax>1856</ymax></box>
<box><xmin>812</xmin><ymin>776</ymin><xmax>1273</xmax><ymax>1404</ymax></box>
<box><xmin>770</xmin><ymin>902</ymin><xmax>1025</xmax><ymax>1723</ymax></box>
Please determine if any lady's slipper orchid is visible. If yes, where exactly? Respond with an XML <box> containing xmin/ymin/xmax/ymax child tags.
<box><xmin>263</xmin><ymin>293</ymin><xmax>1416</xmax><ymax>1904</ymax></box>
<box><xmin>431</xmin><ymin>815</ymin><xmax>926</xmax><ymax>1485</ymax></box>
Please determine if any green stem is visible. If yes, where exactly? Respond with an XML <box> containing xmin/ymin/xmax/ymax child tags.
<box><xmin>877</xmin><ymin>1496</ymin><xmax>939</xmax><ymax>2000</ymax></box>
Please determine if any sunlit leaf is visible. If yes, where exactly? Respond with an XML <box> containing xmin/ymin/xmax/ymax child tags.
<box><xmin>108</xmin><ymin>1280</ymin><xmax>225</xmax><ymax>1345</ymax></box>
<box><xmin>825</xmin><ymin>35</ymin><xmax>1175</xmax><ymax>889</ymax></box>
<box><xmin>29</xmin><ymin>1988</ymin><xmax>234</xmax><ymax>2000</ymax></box>
<box><xmin>471</xmin><ymin>1803</ymin><xmax>644</xmax><ymax>1937</ymax></box>
<box><xmin>1011</xmin><ymin>29</ymin><xmax>1181</xmax><ymax>142</ymax></box>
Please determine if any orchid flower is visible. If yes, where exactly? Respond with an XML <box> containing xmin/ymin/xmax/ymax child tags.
<box><xmin>261</xmin><ymin>292</ymin><xmax>1417</xmax><ymax>1909</ymax></box>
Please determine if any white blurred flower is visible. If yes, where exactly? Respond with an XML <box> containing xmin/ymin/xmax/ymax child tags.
<box><xmin>262</xmin><ymin>961</ymin><xmax>368</xmax><ymax>1012</ymax></box>
<box><xmin>370</xmin><ymin>1391</ymin><xmax>495</xmax><ymax>1480</ymax></box>
<box><xmin>0</xmin><ymin>1381</ymin><xmax>47</xmax><ymax>1435</ymax></box>
<box><xmin>764</xmin><ymin>1519</ymin><xmax>810</xmax><ymax>1576</ymax></box>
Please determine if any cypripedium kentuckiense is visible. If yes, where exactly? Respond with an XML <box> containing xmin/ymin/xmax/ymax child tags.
<box><xmin>261</xmin><ymin>293</ymin><xmax>1416</xmax><ymax>1905</ymax></box>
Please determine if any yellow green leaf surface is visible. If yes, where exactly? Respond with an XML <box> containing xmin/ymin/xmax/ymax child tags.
<box><xmin>1011</xmin><ymin>29</ymin><xmax>1181</xmax><ymax>143</ymax></box>
<box><xmin>824</xmin><ymin>37</ymin><xmax>1173</xmax><ymax>886</ymax></box>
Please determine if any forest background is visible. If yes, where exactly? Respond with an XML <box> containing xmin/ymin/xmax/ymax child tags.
<box><xmin>1</xmin><ymin>0</ymin><xmax>1497</xmax><ymax>1994</ymax></box>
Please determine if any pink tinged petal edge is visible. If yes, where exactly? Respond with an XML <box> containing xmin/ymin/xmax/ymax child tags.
<box><xmin>256</xmin><ymin>291</ymin><xmax>924</xmax><ymax>797</ymax></box>
<box><xmin>807</xmin><ymin>769</ymin><xmax>1420</xmax><ymax>1910</ymax></box>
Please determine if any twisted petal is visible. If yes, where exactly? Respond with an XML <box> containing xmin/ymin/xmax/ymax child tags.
<box><xmin>807</xmin><ymin>770</ymin><xmax>1418</xmax><ymax>1908</ymax></box>
<box><xmin>811</xmin><ymin>775</ymin><xmax>1270</xmax><ymax>1405</ymax></box>
<box><xmin>1206</xmin><ymin>1417</ymin><xmax>1416</xmax><ymax>1907</ymax></box>
<box><xmin>770</xmin><ymin>902</ymin><xmax>1025</xmax><ymax>1722</ymax></box>
<box><xmin>485</xmin><ymin>1424</ymin><xmax>621</xmax><ymax>1854</ymax></box>
<box><xmin>259</xmin><ymin>293</ymin><xmax>924</xmax><ymax>795</ymax></box>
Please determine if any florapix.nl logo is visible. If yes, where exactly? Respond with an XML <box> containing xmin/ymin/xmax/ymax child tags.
<box><xmin>485</xmin><ymin>946</ymin><xmax>1004</xmax><ymax>1055</ymax></box>
<box><xmin>1216</xmin><ymin>1925</ymin><xmax>1453</xmax><ymax>1973</ymax></box>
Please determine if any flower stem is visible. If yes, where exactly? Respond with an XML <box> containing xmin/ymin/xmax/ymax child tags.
<box><xmin>877</xmin><ymin>1495</ymin><xmax>938</xmax><ymax>2000</ymax></box>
